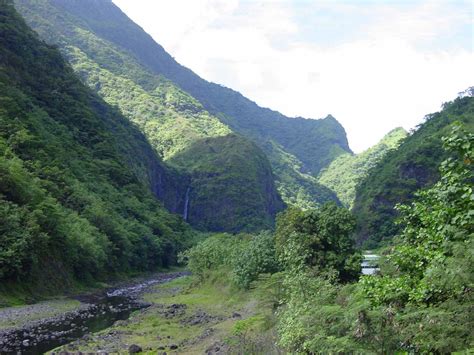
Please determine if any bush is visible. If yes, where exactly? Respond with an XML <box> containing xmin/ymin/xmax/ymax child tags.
<box><xmin>181</xmin><ymin>231</ymin><xmax>280</xmax><ymax>288</ymax></box>
<box><xmin>232</xmin><ymin>231</ymin><xmax>280</xmax><ymax>289</ymax></box>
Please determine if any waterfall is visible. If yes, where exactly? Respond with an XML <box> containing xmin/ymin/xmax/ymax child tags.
<box><xmin>183</xmin><ymin>187</ymin><xmax>190</xmax><ymax>221</ymax></box>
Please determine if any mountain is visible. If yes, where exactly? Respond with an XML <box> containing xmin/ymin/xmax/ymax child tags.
<box><xmin>352</xmin><ymin>96</ymin><xmax>474</xmax><ymax>247</ymax></box>
<box><xmin>14</xmin><ymin>0</ymin><xmax>284</xmax><ymax>232</ymax></box>
<box><xmin>318</xmin><ymin>127</ymin><xmax>407</xmax><ymax>208</ymax></box>
<box><xmin>169</xmin><ymin>134</ymin><xmax>282</xmax><ymax>232</ymax></box>
<box><xmin>0</xmin><ymin>1</ymin><xmax>195</xmax><ymax>288</ymax></box>
<box><xmin>15</xmin><ymin>0</ymin><xmax>349</xmax><ymax>210</ymax></box>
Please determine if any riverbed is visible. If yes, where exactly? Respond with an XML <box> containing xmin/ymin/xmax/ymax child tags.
<box><xmin>0</xmin><ymin>271</ymin><xmax>189</xmax><ymax>354</ymax></box>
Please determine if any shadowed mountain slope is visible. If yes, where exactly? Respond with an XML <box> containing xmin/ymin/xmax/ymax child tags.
<box><xmin>352</xmin><ymin>96</ymin><xmax>474</xmax><ymax>247</ymax></box>
<box><xmin>16</xmin><ymin>0</ymin><xmax>348</xmax><ymax>209</ymax></box>
<box><xmin>0</xmin><ymin>1</ymin><xmax>194</xmax><ymax>287</ymax></box>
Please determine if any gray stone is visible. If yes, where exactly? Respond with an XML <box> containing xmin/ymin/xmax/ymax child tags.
<box><xmin>128</xmin><ymin>344</ymin><xmax>142</xmax><ymax>353</ymax></box>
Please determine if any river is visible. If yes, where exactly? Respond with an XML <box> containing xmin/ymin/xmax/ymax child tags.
<box><xmin>0</xmin><ymin>271</ymin><xmax>189</xmax><ymax>354</ymax></box>
<box><xmin>361</xmin><ymin>253</ymin><xmax>379</xmax><ymax>275</ymax></box>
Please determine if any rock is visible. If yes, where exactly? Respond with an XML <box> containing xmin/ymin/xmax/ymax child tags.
<box><xmin>129</xmin><ymin>344</ymin><xmax>142</xmax><ymax>353</ymax></box>
<box><xmin>22</xmin><ymin>339</ymin><xmax>30</xmax><ymax>347</ymax></box>
<box><xmin>206</xmin><ymin>341</ymin><xmax>228</xmax><ymax>354</ymax></box>
<box><xmin>232</xmin><ymin>312</ymin><xmax>241</xmax><ymax>318</ymax></box>
<box><xmin>169</xmin><ymin>344</ymin><xmax>178</xmax><ymax>350</ymax></box>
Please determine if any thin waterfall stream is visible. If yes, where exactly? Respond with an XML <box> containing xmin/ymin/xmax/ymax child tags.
<box><xmin>183</xmin><ymin>187</ymin><xmax>191</xmax><ymax>221</ymax></box>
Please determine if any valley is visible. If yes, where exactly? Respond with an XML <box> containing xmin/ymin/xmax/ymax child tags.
<box><xmin>0</xmin><ymin>0</ymin><xmax>472</xmax><ymax>353</ymax></box>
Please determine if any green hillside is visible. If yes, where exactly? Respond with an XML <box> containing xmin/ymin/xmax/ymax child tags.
<box><xmin>0</xmin><ymin>1</ymin><xmax>194</xmax><ymax>288</ymax></box>
<box><xmin>318</xmin><ymin>127</ymin><xmax>407</xmax><ymax>208</ymax></box>
<box><xmin>15</xmin><ymin>0</ymin><xmax>349</xmax><ymax>209</ymax></box>
<box><xmin>15</xmin><ymin>0</ymin><xmax>284</xmax><ymax>231</ymax></box>
<box><xmin>352</xmin><ymin>96</ymin><xmax>474</xmax><ymax>247</ymax></box>
<box><xmin>169</xmin><ymin>134</ymin><xmax>284</xmax><ymax>232</ymax></box>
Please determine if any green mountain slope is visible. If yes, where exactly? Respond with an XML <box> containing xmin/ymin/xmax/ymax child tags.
<box><xmin>169</xmin><ymin>134</ymin><xmax>283</xmax><ymax>232</ymax></box>
<box><xmin>15</xmin><ymin>0</ymin><xmax>285</xmax><ymax>231</ymax></box>
<box><xmin>0</xmin><ymin>1</ymin><xmax>194</xmax><ymax>288</ymax></box>
<box><xmin>352</xmin><ymin>96</ymin><xmax>474</xmax><ymax>247</ymax></box>
<box><xmin>318</xmin><ymin>127</ymin><xmax>407</xmax><ymax>208</ymax></box>
<box><xmin>15</xmin><ymin>0</ymin><xmax>348</xmax><ymax>209</ymax></box>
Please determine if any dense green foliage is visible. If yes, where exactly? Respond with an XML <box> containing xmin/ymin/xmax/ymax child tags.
<box><xmin>0</xmin><ymin>2</ymin><xmax>194</xmax><ymax>286</ymax></box>
<box><xmin>353</xmin><ymin>97</ymin><xmax>474</xmax><ymax>247</ymax></box>
<box><xmin>180</xmin><ymin>231</ymin><xmax>279</xmax><ymax>290</ymax></box>
<box><xmin>15</xmin><ymin>0</ymin><xmax>351</xmax><ymax>210</ymax></box>
<box><xmin>46</xmin><ymin>0</ymin><xmax>352</xmax><ymax>173</ymax></box>
<box><xmin>361</xmin><ymin>125</ymin><xmax>473</xmax><ymax>306</ymax></box>
<box><xmin>3</xmin><ymin>1</ymin><xmax>472</xmax><ymax>350</ymax></box>
<box><xmin>15</xmin><ymin>0</ymin><xmax>285</xmax><ymax>231</ymax></box>
<box><xmin>353</xmin><ymin>125</ymin><xmax>474</xmax><ymax>352</ymax></box>
<box><xmin>263</xmin><ymin>139</ymin><xmax>340</xmax><ymax>209</ymax></box>
<box><xmin>182</xmin><ymin>202</ymin><xmax>360</xmax><ymax>289</ymax></box>
<box><xmin>275</xmin><ymin>204</ymin><xmax>361</xmax><ymax>282</ymax></box>
<box><xmin>184</xmin><ymin>126</ymin><xmax>473</xmax><ymax>352</ymax></box>
<box><xmin>69</xmin><ymin>46</ymin><xmax>231</xmax><ymax>161</ymax></box>
<box><xmin>318</xmin><ymin>127</ymin><xmax>407</xmax><ymax>208</ymax></box>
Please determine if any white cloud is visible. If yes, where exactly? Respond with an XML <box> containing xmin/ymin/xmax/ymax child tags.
<box><xmin>113</xmin><ymin>0</ymin><xmax>473</xmax><ymax>152</ymax></box>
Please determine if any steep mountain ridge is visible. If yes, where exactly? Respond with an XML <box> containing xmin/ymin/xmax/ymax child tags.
<box><xmin>0</xmin><ymin>0</ymin><xmax>193</xmax><ymax>286</ymax></box>
<box><xmin>318</xmin><ymin>127</ymin><xmax>408</xmax><ymax>208</ymax></box>
<box><xmin>352</xmin><ymin>96</ymin><xmax>474</xmax><ymax>247</ymax></box>
<box><xmin>15</xmin><ymin>0</ymin><xmax>285</xmax><ymax>232</ymax></box>
<box><xmin>72</xmin><ymin>0</ymin><xmax>351</xmax><ymax>172</ymax></box>
<box><xmin>16</xmin><ymin>0</ymin><xmax>350</xmax><ymax>209</ymax></box>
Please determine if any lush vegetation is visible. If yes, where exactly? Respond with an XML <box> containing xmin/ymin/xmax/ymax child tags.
<box><xmin>3</xmin><ymin>1</ymin><xmax>473</xmax><ymax>351</ymax></box>
<box><xmin>353</xmin><ymin>96</ymin><xmax>474</xmax><ymax>247</ymax></box>
<box><xmin>181</xmin><ymin>231</ymin><xmax>279</xmax><ymax>290</ymax></box>
<box><xmin>45</xmin><ymin>0</ymin><xmax>352</xmax><ymax>174</ymax></box>
<box><xmin>169</xmin><ymin>134</ymin><xmax>284</xmax><ymax>232</ymax></box>
<box><xmin>318</xmin><ymin>127</ymin><xmax>407</xmax><ymax>208</ymax></box>
<box><xmin>0</xmin><ymin>2</ymin><xmax>194</xmax><ymax>292</ymax></box>
<box><xmin>182</xmin><ymin>125</ymin><xmax>473</xmax><ymax>352</ymax></box>
<box><xmin>15</xmin><ymin>0</ymin><xmax>285</xmax><ymax>231</ymax></box>
<box><xmin>181</xmin><ymin>203</ymin><xmax>361</xmax><ymax>350</ymax></box>
<box><xmin>15</xmin><ymin>0</ymin><xmax>351</xmax><ymax>210</ymax></box>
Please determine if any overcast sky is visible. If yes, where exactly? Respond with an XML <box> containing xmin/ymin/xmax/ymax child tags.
<box><xmin>112</xmin><ymin>0</ymin><xmax>473</xmax><ymax>152</ymax></box>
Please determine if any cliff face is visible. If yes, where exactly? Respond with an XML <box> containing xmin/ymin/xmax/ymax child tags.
<box><xmin>169</xmin><ymin>135</ymin><xmax>285</xmax><ymax>232</ymax></box>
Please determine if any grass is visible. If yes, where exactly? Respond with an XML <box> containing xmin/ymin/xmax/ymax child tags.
<box><xmin>54</xmin><ymin>273</ymin><xmax>278</xmax><ymax>354</ymax></box>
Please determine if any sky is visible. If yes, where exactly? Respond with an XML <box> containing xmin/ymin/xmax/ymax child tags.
<box><xmin>112</xmin><ymin>0</ymin><xmax>473</xmax><ymax>152</ymax></box>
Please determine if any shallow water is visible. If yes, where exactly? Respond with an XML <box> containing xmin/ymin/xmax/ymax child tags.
<box><xmin>361</xmin><ymin>253</ymin><xmax>379</xmax><ymax>275</ymax></box>
<box><xmin>0</xmin><ymin>272</ymin><xmax>187</xmax><ymax>354</ymax></box>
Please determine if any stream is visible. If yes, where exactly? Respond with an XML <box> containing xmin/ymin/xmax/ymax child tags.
<box><xmin>361</xmin><ymin>253</ymin><xmax>379</xmax><ymax>275</ymax></box>
<box><xmin>0</xmin><ymin>271</ymin><xmax>189</xmax><ymax>354</ymax></box>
